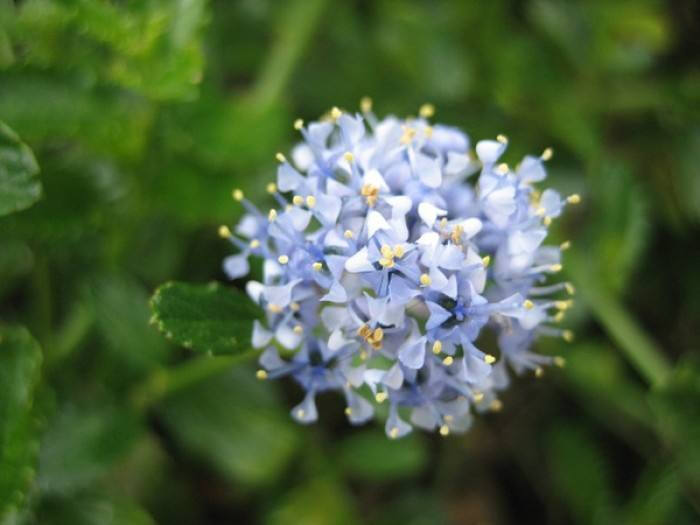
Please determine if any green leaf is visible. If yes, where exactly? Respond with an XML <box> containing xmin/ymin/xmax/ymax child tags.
<box><xmin>0</xmin><ymin>325</ymin><xmax>42</xmax><ymax>519</ymax></box>
<box><xmin>0</xmin><ymin>121</ymin><xmax>41</xmax><ymax>217</ymax></box>
<box><xmin>38</xmin><ymin>405</ymin><xmax>142</xmax><ymax>495</ymax></box>
<box><xmin>265</xmin><ymin>476</ymin><xmax>358</xmax><ymax>525</ymax></box>
<box><xmin>37</xmin><ymin>495</ymin><xmax>156</xmax><ymax>525</ymax></box>
<box><xmin>150</xmin><ymin>281</ymin><xmax>260</xmax><ymax>355</ymax></box>
<box><xmin>157</xmin><ymin>366</ymin><xmax>301</xmax><ymax>486</ymax></box>
<box><xmin>336</xmin><ymin>430</ymin><xmax>428</xmax><ymax>481</ymax></box>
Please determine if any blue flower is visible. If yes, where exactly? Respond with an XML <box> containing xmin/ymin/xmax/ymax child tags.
<box><xmin>221</xmin><ymin>101</ymin><xmax>579</xmax><ymax>438</ymax></box>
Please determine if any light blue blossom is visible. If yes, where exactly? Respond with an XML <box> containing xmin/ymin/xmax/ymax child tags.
<box><xmin>221</xmin><ymin>101</ymin><xmax>580</xmax><ymax>438</ymax></box>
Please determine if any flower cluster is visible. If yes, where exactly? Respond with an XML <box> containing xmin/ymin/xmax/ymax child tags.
<box><xmin>220</xmin><ymin>100</ymin><xmax>578</xmax><ymax>438</ymax></box>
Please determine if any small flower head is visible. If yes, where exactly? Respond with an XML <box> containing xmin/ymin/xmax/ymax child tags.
<box><xmin>223</xmin><ymin>102</ymin><xmax>575</xmax><ymax>438</ymax></box>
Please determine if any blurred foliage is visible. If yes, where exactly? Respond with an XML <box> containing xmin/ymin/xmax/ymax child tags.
<box><xmin>0</xmin><ymin>0</ymin><xmax>698</xmax><ymax>523</ymax></box>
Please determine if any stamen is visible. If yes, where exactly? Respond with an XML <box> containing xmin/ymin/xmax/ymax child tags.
<box><xmin>523</xmin><ymin>299</ymin><xmax>535</xmax><ymax>310</ymax></box>
<box><xmin>306</xmin><ymin>195</ymin><xmax>316</xmax><ymax>208</ymax></box>
<box><xmin>268</xmin><ymin>209</ymin><xmax>278</xmax><ymax>221</ymax></box>
<box><xmin>473</xmin><ymin>392</ymin><xmax>485</xmax><ymax>403</ymax></box>
<box><xmin>484</xmin><ymin>354</ymin><xmax>496</xmax><ymax>364</ymax></box>
<box><xmin>290</xmin><ymin>302</ymin><xmax>300</xmax><ymax>312</ymax></box>
<box><xmin>541</xmin><ymin>147</ymin><xmax>553</xmax><ymax>161</ymax></box>
<box><xmin>343</xmin><ymin>151</ymin><xmax>354</xmax><ymax>162</ymax></box>
<box><xmin>432</xmin><ymin>340</ymin><xmax>442</xmax><ymax>354</ymax></box>
<box><xmin>393</xmin><ymin>244</ymin><xmax>405</xmax><ymax>258</ymax></box>
<box><xmin>330</xmin><ymin>106</ymin><xmax>342</xmax><ymax>121</ymax></box>
<box><xmin>482</xmin><ymin>255</ymin><xmax>491</xmax><ymax>268</ymax></box>
<box><xmin>344</xmin><ymin>229</ymin><xmax>354</xmax><ymax>239</ymax></box>
<box><xmin>442</xmin><ymin>356</ymin><xmax>454</xmax><ymax>366</ymax></box>
<box><xmin>549</xmin><ymin>264</ymin><xmax>563</xmax><ymax>273</ymax></box>
<box><xmin>312</xmin><ymin>262</ymin><xmax>323</xmax><ymax>271</ymax></box>
<box><xmin>497</xmin><ymin>134</ymin><xmax>508</xmax><ymax>144</ymax></box>
<box><xmin>375</xmin><ymin>391</ymin><xmax>388</xmax><ymax>403</ymax></box>
<box><xmin>232</xmin><ymin>189</ymin><xmax>244</xmax><ymax>201</ymax></box>
<box><xmin>490</xmin><ymin>399</ymin><xmax>503</xmax><ymax>412</ymax></box>
<box><xmin>360</xmin><ymin>96</ymin><xmax>372</xmax><ymax>113</ymax></box>
<box><xmin>293</xmin><ymin>325</ymin><xmax>303</xmax><ymax>334</ymax></box>
<box><xmin>562</xmin><ymin>330</ymin><xmax>574</xmax><ymax>342</ymax></box>
<box><xmin>420</xmin><ymin>273</ymin><xmax>431</xmax><ymax>286</ymax></box>
<box><xmin>256</xmin><ymin>369</ymin><xmax>268</xmax><ymax>380</ymax></box>
<box><xmin>560</xmin><ymin>240</ymin><xmax>571</xmax><ymax>251</ymax></box>
<box><xmin>361</xmin><ymin>184</ymin><xmax>379</xmax><ymax>206</ymax></box>
<box><xmin>535</xmin><ymin>366</ymin><xmax>544</xmax><ymax>378</ymax></box>
<box><xmin>249</xmin><ymin>239</ymin><xmax>260</xmax><ymax>248</ymax></box>
<box><xmin>553</xmin><ymin>356</ymin><xmax>566</xmax><ymax>368</ymax></box>
<box><xmin>266</xmin><ymin>182</ymin><xmax>277</xmax><ymax>194</ymax></box>
<box><xmin>268</xmin><ymin>304</ymin><xmax>282</xmax><ymax>314</ymax></box>
<box><xmin>344</xmin><ymin>407</ymin><xmax>352</xmax><ymax>416</ymax></box>
<box><xmin>567</xmin><ymin>194</ymin><xmax>581</xmax><ymax>204</ymax></box>
<box><xmin>565</xmin><ymin>282</ymin><xmax>575</xmax><ymax>295</ymax></box>
<box><xmin>496</xmin><ymin>163</ymin><xmax>509</xmax><ymax>175</ymax></box>
<box><xmin>419</xmin><ymin>103</ymin><xmax>435</xmax><ymax>118</ymax></box>
<box><xmin>389</xmin><ymin>426</ymin><xmax>399</xmax><ymax>439</ymax></box>
<box><xmin>218</xmin><ymin>225</ymin><xmax>231</xmax><ymax>238</ymax></box>
<box><xmin>293</xmin><ymin>118</ymin><xmax>304</xmax><ymax>130</ymax></box>
<box><xmin>278</xmin><ymin>255</ymin><xmax>289</xmax><ymax>265</ymax></box>
<box><xmin>292</xmin><ymin>195</ymin><xmax>304</xmax><ymax>206</ymax></box>
<box><xmin>275</xmin><ymin>152</ymin><xmax>286</xmax><ymax>163</ymax></box>
<box><xmin>439</xmin><ymin>424</ymin><xmax>450</xmax><ymax>436</ymax></box>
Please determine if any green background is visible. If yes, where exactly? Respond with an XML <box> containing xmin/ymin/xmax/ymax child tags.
<box><xmin>1</xmin><ymin>0</ymin><xmax>699</xmax><ymax>523</ymax></box>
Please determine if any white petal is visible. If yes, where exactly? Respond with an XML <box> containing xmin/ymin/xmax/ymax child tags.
<box><xmin>252</xmin><ymin>320</ymin><xmax>272</xmax><ymax>348</ymax></box>
<box><xmin>460</xmin><ymin>218</ymin><xmax>483</xmax><ymax>238</ymax></box>
<box><xmin>414</xmin><ymin>152</ymin><xmax>442</xmax><ymax>188</ymax></box>
<box><xmin>362</xmin><ymin>169</ymin><xmax>390</xmax><ymax>192</ymax></box>
<box><xmin>275</xmin><ymin>322</ymin><xmax>303</xmax><ymax>350</ymax></box>
<box><xmin>320</xmin><ymin>280</ymin><xmax>347</xmax><ymax>303</ymax></box>
<box><xmin>277</xmin><ymin>163</ymin><xmax>303</xmax><ymax>192</ymax></box>
<box><xmin>291</xmin><ymin>392</ymin><xmax>318</xmax><ymax>424</ymax></box>
<box><xmin>246</xmin><ymin>281</ymin><xmax>264</xmax><ymax>303</ymax></box>
<box><xmin>417</xmin><ymin>202</ymin><xmax>447</xmax><ymax>228</ymax></box>
<box><xmin>345</xmin><ymin>247</ymin><xmax>375</xmax><ymax>273</ymax></box>
<box><xmin>398</xmin><ymin>337</ymin><xmax>426</xmax><ymax>369</ymax></box>
<box><xmin>475</xmin><ymin>139</ymin><xmax>507</xmax><ymax>164</ymax></box>
<box><xmin>223</xmin><ymin>254</ymin><xmax>249</xmax><ymax>279</ymax></box>
<box><xmin>367</xmin><ymin>210</ymin><xmax>390</xmax><ymax>238</ymax></box>
<box><xmin>382</xmin><ymin>363</ymin><xmax>404</xmax><ymax>390</ymax></box>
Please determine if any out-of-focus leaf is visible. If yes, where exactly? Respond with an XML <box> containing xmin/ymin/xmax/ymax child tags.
<box><xmin>0</xmin><ymin>325</ymin><xmax>42</xmax><ymax>520</ymax></box>
<box><xmin>7</xmin><ymin>0</ymin><xmax>207</xmax><ymax>101</ymax></box>
<box><xmin>0</xmin><ymin>121</ymin><xmax>41</xmax><ymax>216</ymax></box>
<box><xmin>265</xmin><ymin>476</ymin><xmax>358</xmax><ymax>525</ymax></box>
<box><xmin>149</xmin><ymin>281</ymin><xmax>260</xmax><ymax>355</ymax></box>
<box><xmin>0</xmin><ymin>239</ymin><xmax>34</xmax><ymax>298</ymax></box>
<box><xmin>547</xmin><ymin>423</ymin><xmax>616</xmax><ymax>525</ymax></box>
<box><xmin>648</xmin><ymin>358</ymin><xmax>700</xmax><ymax>488</ymax></box>
<box><xmin>87</xmin><ymin>274</ymin><xmax>167</xmax><ymax>373</ymax></box>
<box><xmin>622</xmin><ymin>462</ymin><xmax>683</xmax><ymax>525</ymax></box>
<box><xmin>38</xmin><ymin>496</ymin><xmax>155</xmax><ymax>525</ymax></box>
<box><xmin>373</xmin><ymin>491</ymin><xmax>451</xmax><ymax>525</ymax></box>
<box><xmin>157</xmin><ymin>367</ymin><xmax>300</xmax><ymax>486</ymax></box>
<box><xmin>336</xmin><ymin>430</ymin><xmax>428</xmax><ymax>481</ymax></box>
<box><xmin>38</xmin><ymin>405</ymin><xmax>142</xmax><ymax>495</ymax></box>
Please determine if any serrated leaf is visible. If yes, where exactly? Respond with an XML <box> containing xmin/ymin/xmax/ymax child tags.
<box><xmin>157</xmin><ymin>366</ymin><xmax>300</xmax><ymax>486</ymax></box>
<box><xmin>0</xmin><ymin>121</ymin><xmax>41</xmax><ymax>217</ymax></box>
<box><xmin>336</xmin><ymin>430</ymin><xmax>428</xmax><ymax>481</ymax></box>
<box><xmin>0</xmin><ymin>325</ymin><xmax>42</xmax><ymax>519</ymax></box>
<box><xmin>150</xmin><ymin>281</ymin><xmax>260</xmax><ymax>355</ymax></box>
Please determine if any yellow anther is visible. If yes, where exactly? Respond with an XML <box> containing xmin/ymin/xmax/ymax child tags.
<box><xmin>376</xmin><ymin>391</ymin><xmax>388</xmax><ymax>403</ymax></box>
<box><xmin>400</xmin><ymin>126</ymin><xmax>416</xmax><ymax>144</ymax></box>
<box><xmin>256</xmin><ymin>369</ymin><xmax>268</xmax><ymax>380</ymax></box>
<box><xmin>450</xmin><ymin>224</ymin><xmax>464</xmax><ymax>245</ymax></box>
<box><xmin>565</xmin><ymin>282</ymin><xmax>575</xmax><ymax>295</ymax></box>
<box><xmin>393</xmin><ymin>244</ymin><xmax>405</xmax><ymax>258</ymax></box>
<box><xmin>360</xmin><ymin>96</ymin><xmax>373</xmax><ymax>113</ymax></box>
<box><xmin>439</xmin><ymin>217</ymin><xmax>448</xmax><ymax>229</ymax></box>
<box><xmin>484</xmin><ymin>354</ymin><xmax>496</xmax><ymax>364</ymax></box>
<box><xmin>490</xmin><ymin>400</ymin><xmax>503</xmax><ymax>412</ymax></box>
<box><xmin>266</xmin><ymin>182</ymin><xmax>277</xmax><ymax>194</ymax></box>
<box><xmin>442</xmin><ymin>356</ymin><xmax>454</xmax><ymax>366</ymax></box>
<box><xmin>553</xmin><ymin>311</ymin><xmax>565</xmax><ymax>323</ymax></box>
<box><xmin>389</xmin><ymin>427</ymin><xmax>399</xmax><ymax>439</ymax></box>
<box><xmin>496</xmin><ymin>163</ymin><xmax>509</xmax><ymax>175</ymax></box>
<box><xmin>344</xmin><ymin>407</ymin><xmax>353</xmax><ymax>416</ymax></box>
<box><xmin>424</xmin><ymin>125</ymin><xmax>434</xmax><ymax>138</ymax></box>
<box><xmin>381</xmin><ymin>244</ymin><xmax>394</xmax><ymax>258</ymax></box>
<box><xmin>553</xmin><ymin>356</ymin><xmax>566</xmax><ymax>368</ymax></box>
<box><xmin>268</xmin><ymin>304</ymin><xmax>282</xmax><ymax>314</ymax></box>
<box><xmin>297</xmin><ymin>408</ymin><xmax>305</xmax><ymax>418</ymax></box>
<box><xmin>294</xmin><ymin>118</ymin><xmax>304</xmax><ymax>130</ymax></box>
<box><xmin>268</xmin><ymin>209</ymin><xmax>278</xmax><ymax>221</ymax></box>
<box><xmin>372</xmin><ymin>327</ymin><xmax>384</xmax><ymax>342</ymax></box>
<box><xmin>278</xmin><ymin>255</ymin><xmax>289</xmax><ymax>265</ymax></box>
<box><xmin>306</xmin><ymin>195</ymin><xmax>316</xmax><ymax>208</ymax></box>
<box><xmin>562</xmin><ymin>330</ymin><xmax>574</xmax><ymax>342</ymax></box>
<box><xmin>379</xmin><ymin>257</ymin><xmax>394</xmax><ymax>268</ymax></box>
<box><xmin>232</xmin><ymin>189</ymin><xmax>244</xmax><ymax>201</ymax></box>
<box><xmin>250</xmin><ymin>239</ymin><xmax>260</xmax><ymax>249</ymax></box>
<box><xmin>359</xmin><ymin>350</ymin><xmax>369</xmax><ymax>360</ymax></box>
<box><xmin>554</xmin><ymin>300</ymin><xmax>571</xmax><ymax>311</ymax></box>
<box><xmin>344</xmin><ymin>229</ymin><xmax>354</xmax><ymax>239</ymax></box>
<box><xmin>419</xmin><ymin>273</ymin><xmax>431</xmax><ymax>286</ymax></box>
<box><xmin>535</xmin><ymin>207</ymin><xmax>547</xmax><ymax>217</ymax></box>
<box><xmin>523</xmin><ymin>299</ymin><xmax>535</xmax><ymax>310</ymax></box>
<box><xmin>497</xmin><ymin>134</ymin><xmax>508</xmax><ymax>144</ymax></box>
<box><xmin>290</xmin><ymin>302</ymin><xmax>300</xmax><ymax>312</ymax></box>
<box><xmin>560</xmin><ymin>240</ymin><xmax>571</xmax><ymax>251</ymax></box>
<box><xmin>549</xmin><ymin>264</ymin><xmax>563</xmax><ymax>272</ymax></box>
<box><xmin>275</xmin><ymin>152</ymin><xmax>286</xmax><ymax>163</ymax></box>
<box><xmin>419</xmin><ymin>103</ymin><xmax>435</xmax><ymax>118</ymax></box>
<box><xmin>473</xmin><ymin>391</ymin><xmax>485</xmax><ymax>403</ymax></box>
<box><xmin>482</xmin><ymin>255</ymin><xmax>491</xmax><ymax>268</ymax></box>
<box><xmin>439</xmin><ymin>424</ymin><xmax>450</xmax><ymax>436</ymax></box>
<box><xmin>535</xmin><ymin>366</ymin><xmax>544</xmax><ymax>378</ymax></box>
<box><xmin>218</xmin><ymin>225</ymin><xmax>231</xmax><ymax>238</ymax></box>
<box><xmin>343</xmin><ymin>151</ymin><xmax>354</xmax><ymax>162</ymax></box>
<box><xmin>432</xmin><ymin>340</ymin><xmax>442</xmax><ymax>354</ymax></box>
<box><xmin>293</xmin><ymin>325</ymin><xmax>303</xmax><ymax>334</ymax></box>
<box><xmin>543</xmin><ymin>216</ymin><xmax>552</xmax><ymax>226</ymax></box>
<box><xmin>567</xmin><ymin>194</ymin><xmax>581</xmax><ymax>204</ymax></box>
<box><xmin>541</xmin><ymin>147</ymin><xmax>553</xmax><ymax>161</ymax></box>
<box><xmin>330</xmin><ymin>106</ymin><xmax>342</xmax><ymax>120</ymax></box>
<box><xmin>361</xmin><ymin>183</ymin><xmax>379</xmax><ymax>207</ymax></box>
<box><xmin>312</xmin><ymin>262</ymin><xmax>323</xmax><ymax>271</ymax></box>
<box><xmin>292</xmin><ymin>195</ymin><xmax>304</xmax><ymax>206</ymax></box>
<box><xmin>358</xmin><ymin>324</ymin><xmax>372</xmax><ymax>338</ymax></box>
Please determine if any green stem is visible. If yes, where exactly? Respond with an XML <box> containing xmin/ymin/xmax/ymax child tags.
<box><xmin>567</xmin><ymin>253</ymin><xmax>672</xmax><ymax>386</ymax></box>
<box><xmin>131</xmin><ymin>351</ymin><xmax>257</xmax><ymax>410</ymax></box>
<box><xmin>248</xmin><ymin>0</ymin><xmax>328</xmax><ymax>108</ymax></box>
